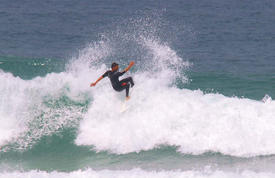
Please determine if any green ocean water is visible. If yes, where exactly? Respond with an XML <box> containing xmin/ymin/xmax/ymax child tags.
<box><xmin>0</xmin><ymin>56</ymin><xmax>66</xmax><ymax>79</ymax></box>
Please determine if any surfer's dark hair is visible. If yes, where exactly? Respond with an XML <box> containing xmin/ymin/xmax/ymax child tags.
<box><xmin>111</xmin><ymin>62</ymin><xmax>118</xmax><ymax>68</ymax></box>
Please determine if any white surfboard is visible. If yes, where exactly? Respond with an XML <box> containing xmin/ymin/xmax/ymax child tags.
<box><xmin>120</xmin><ymin>101</ymin><xmax>129</xmax><ymax>113</ymax></box>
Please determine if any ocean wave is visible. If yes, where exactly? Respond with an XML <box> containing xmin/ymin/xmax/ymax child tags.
<box><xmin>74</xmin><ymin>34</ymin><xmax>275</xmax><ymax>157</ymax></box>
<box><xmin>0</xmin><ymin>169</ymin><xmax>274</xmax><ymax>178</ymax></box>
<box><xmin>76</xmin><ymin>75</ymin><xmax>275</xmax><ymax>156</ymax></box>
<box><xmin>0</xmin><ymin>70</ymin><xmax>90</xmax><ymax>150</ymax></box>
<box><xmin>1</xmin><ymin>21</ymin><xmax>274</xmax><ymax>158</ymax></box>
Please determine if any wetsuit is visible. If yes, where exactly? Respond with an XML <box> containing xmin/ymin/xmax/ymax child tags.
<box><xmin>102</xmin><ymin>70</ymin><xmax>134</xmax><ymax>97</ymax></box>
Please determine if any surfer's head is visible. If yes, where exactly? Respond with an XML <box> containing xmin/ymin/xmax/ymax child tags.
<box><xmin>111</xmin><ymin>62</ymin><xmax>119</xmax><ymax>71</ymax></box>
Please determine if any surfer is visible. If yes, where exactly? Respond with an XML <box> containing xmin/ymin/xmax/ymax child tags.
<box><xmin>90</xmin><ymin>61</ymin><xmax>135</xmax><ymax>100</ymax></box>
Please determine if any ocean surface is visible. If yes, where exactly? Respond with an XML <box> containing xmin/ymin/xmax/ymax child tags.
<box><xmin>1</xmin><ymin>0</ymin><xmax>275</xmax><ymax>177</ymax></box>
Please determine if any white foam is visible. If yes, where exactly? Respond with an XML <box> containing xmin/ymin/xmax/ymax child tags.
<box><xmin>0</xmin><ymin>71</ymin><xmax>29</xmax><ymax>147</ymax></box>
<box><xmin>75</xmin><ymin>35</ymin><xmax>275</xmax><ymax>157</ymax></box>
<box><xmin>0</xmin><ymin>70</ymin><xmax>94</xmax><ymax>150</ymax></box>
<box><xmin>0</xmin><ymin>169</ymin><xmax>274</xmax><ymax>178</ymax></box>
<box><xmin>0</xmin><ymin>39</ymin><xmax>113</xmax><ymax>150</ymax></box>
<box><xmin>76</xmin><ymin>69</ymin><xmax>275</xmax><ymax>157</ymax></box>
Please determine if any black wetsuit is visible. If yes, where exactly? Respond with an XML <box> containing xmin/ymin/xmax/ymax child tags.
<box><xmin>102</xmin><ymin>70</ymin><xmax>134</xmax><ymax>97</ymax></box>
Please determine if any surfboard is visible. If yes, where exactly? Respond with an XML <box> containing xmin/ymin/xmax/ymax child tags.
<box><xmin>120</xmin><ymin>101</ymin><xmax>129</xmax><ymax>113</ymax></box>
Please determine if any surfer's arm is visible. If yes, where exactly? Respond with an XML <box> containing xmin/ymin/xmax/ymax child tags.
<box><xmin>123</xmin><ymin>61</ymin><xmax>135</xmax><ymax>73</ymax></box>
<box><xmin>90</xmin><ymin>71</ymin><xmax>109</xmax><ymax>87</ymax></box>
<box><xmin>90</xmin><ymin>76</ymin><xmax>103</xmax><ymax>87</ymax></box>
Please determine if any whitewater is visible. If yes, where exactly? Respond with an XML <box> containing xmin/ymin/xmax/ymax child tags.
<box><xmin>1</xmin><ymin>169</ymin><xmax>275</xmax><ymax>178</ymax></box>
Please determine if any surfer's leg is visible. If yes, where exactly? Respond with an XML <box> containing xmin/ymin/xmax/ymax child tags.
<box><xmin>120</xmin><ymin>77</ymin><xmax>134</xmax><ymax>88</ymax></box>
<box><xmin>115</xmin><ymin>83</ymin><xmax>130</xmax><ymax>97</ymax></box>
<box><xmin>125</xmin><ymin>84</ymin><xmax>130</xmax><ymax>97</ymax></box>
<box><xmin>125</xmin><ymin>84</ymin><xmax>131</xmax><ymax>100</ymax></box>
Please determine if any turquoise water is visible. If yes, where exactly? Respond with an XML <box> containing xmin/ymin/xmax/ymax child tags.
<box><xmin>1</xmin><ymin>0</ymin><xmax>275</xmax><ymax>177</ymax></box>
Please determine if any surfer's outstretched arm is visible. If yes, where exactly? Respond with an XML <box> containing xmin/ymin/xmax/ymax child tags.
<box><xmin>123</xmin><ymin>61</ymin><xmax>135</xmax><ymax>73</ymax></box>
<box><xmin>90</xmin><ymin>70</ymin><xmax>111</xmax><ymax>87</ymax></box>
<box><xmin>90</xmin><ymin>76</ymin><xmax>103</xmax><ymax>87</ymax></box>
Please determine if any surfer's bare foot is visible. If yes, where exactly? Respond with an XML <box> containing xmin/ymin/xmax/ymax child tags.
<box><xmin>126</xmin><ymin>96</ymin><xmax>130</xmax><ymax>101</ymax></box>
